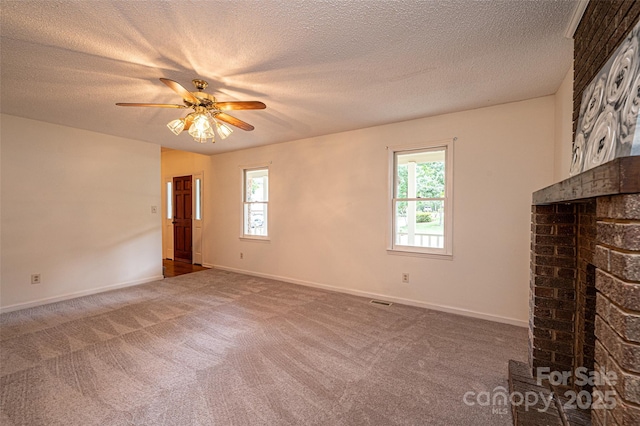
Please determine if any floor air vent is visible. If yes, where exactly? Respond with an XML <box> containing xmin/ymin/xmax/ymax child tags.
<box><xmin>370</xmin><ymin>300</ymin><xmax>392</xmax><ymax>306</ymax></box>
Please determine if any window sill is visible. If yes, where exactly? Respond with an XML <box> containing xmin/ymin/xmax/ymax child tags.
<box><xmin>240</xmin><ymin>236</ymin><xmax>270</xmax><ymax>242</ymax></box>
<box><xmin>386</xmin><ymin>249</ymin><xmax>452</xmax><ymax>260</ymax></box>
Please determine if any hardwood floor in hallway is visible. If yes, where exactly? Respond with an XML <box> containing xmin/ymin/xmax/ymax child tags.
<box><xmin>162</xmin><ymin>259</ymin><xmax>209</xmax><ymax>278</ymax></box>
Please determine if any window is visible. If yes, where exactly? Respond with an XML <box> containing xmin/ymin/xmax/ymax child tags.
<box><xmin>195</xmin><ymin>178</ymin><xmax>202</xmax><ymax>220</ymax></box>
<box><xmin>389</xmin><ymin>140</ymin><xmax>453</xmax><ymax>256</ymax></box>
<box><xmin>243</xmin><ymin>167</ymin><xmax>269</xmax><ymax>238</ymax></box>
<box><xmin>166</xmin><ymin>181</ymin><xmax>172</xmax><ymax>220</ymax></box>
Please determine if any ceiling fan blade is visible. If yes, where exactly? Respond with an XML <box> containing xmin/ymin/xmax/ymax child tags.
<box><xmin>215</xmin><ymin>112</ymin><xmax>255</xmax><ymax>131</ymax></box>
<box><xmin>214</xmin><ymin>101</ymin><xmax>266</xmax><ymax>111</ymax></box>
<box><xmin>159</xmin><ymin>78</ymin><xmax>200</xmax><ymax>105</ymax></box>
<box><xmin>116</xmin><ymin>103</ymin><xmax>187</xmax><ymax>108</ymax></box>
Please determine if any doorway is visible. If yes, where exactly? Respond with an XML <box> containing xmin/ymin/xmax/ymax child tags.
<box><xmin>172</xmin><ymin>175</ymin><xmax>192</xmax><ymax>263</ymax></box>
<box><xmin>163</xmin><ymin>171</ymin><xmax>203</xmax><ymax>265</ymax></box>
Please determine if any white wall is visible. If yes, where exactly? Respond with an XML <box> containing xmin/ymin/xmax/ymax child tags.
<box><xmin>0</xmin><ymin>115</ymin><xmax>162</xmax><ymax>311</ymax></box>
<box><xmin>554</xmin><ymin>66</ymin><xmax>574</xmax><ymax>181</ymax></box>
<box><xmin>205</xmin><ymin>96</ymin><xmax>556</xmax><ymax>326</ymax></box>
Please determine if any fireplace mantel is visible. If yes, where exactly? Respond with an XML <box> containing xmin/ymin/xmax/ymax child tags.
<box><xmin>533</xmin><ymin>156</ymin><xmax>640</xmax><ymax>205</ymax></box>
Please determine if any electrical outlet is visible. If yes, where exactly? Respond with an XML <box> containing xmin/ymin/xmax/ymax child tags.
<box><xmin>402</xmin><ymin>273</ymin><xmax>409</xmax><ymax>283</ymax></box>
<box><xmin>31</xmin><ymin>274</ymin><xmax>41</xmax><ymax>285</ymax></box>
<box><xmin>240</xmin><ymin>252</ymin><xmax>244</xmax><ymax>259</ymax></box>
<box><xmin>151</xmin><ymin>205</ymin><xmax>158</xmax><ymax>214</ymax></box>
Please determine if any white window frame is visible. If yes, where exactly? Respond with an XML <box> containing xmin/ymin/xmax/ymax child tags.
<box><xmin>241</xmin><ymin>165</ymin><xmax>270</xmax><ymax>240</ymax></box>
<box><xmin>387</xmin><ymin>139</ymin><xmax>454</xmax><ymax>258</ymax></box>
<box><xmin>192</xmin><ymin>172</ymin><xmax>204</xmax><ymax>264</ymax></box>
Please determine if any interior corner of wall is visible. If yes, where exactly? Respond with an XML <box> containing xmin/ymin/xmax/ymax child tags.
<box><xmin>553</xmin><ymin>66</ymin><xmax>575</xmax><ymax>182</ymax></box>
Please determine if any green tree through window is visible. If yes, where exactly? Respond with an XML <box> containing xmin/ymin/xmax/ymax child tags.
<box><xmin>397</xmin><ymin>161</ymin><xmax>445</xmax><ymax>214</ymax></box>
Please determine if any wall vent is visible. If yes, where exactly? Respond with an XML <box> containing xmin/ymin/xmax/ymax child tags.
<box><xmin>370</xmin><ymin>300</ymin><xmax>392</xmax><ymax>306</ymax></box>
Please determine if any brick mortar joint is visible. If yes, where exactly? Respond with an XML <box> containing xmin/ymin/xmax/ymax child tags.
<box><xmin>596</xmin><ymin>218</ymin><xmax>640</xmax><ymax>224</ymax></box>
<box><xmin>597</xmin><ymin>313</ymin><xmax>640</xmax><ymax>352</ymax></box>
<box><xmin>595</xmin><ymin>353</ymin><xmax>640</xmax><ymax>410</ymax></box>
<box><xmin>600</xmin><ymin>272</ymin><xmax>640</xmax><ymax>285</ymax></box>
<box><xmin>595</xmin><ymin>244</ymin><xmax>640</xmax><ymax>256</ymax></box>
<box><xmin>607</xmin><ymin>343</ymin><xmax>640</xmax><ymax>380</ymax></box>
<box><xmin>597</xmin><ymin>292</ymin><xmax>640</xmax><ymax>317</ymax></box>
<box><xmin>596</xmin><ymin>277</ymin><xmax>640</xmax><ymax>301</ymax></box>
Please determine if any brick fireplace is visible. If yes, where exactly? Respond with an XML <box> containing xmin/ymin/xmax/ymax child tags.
<box><xmin>526</xmin><ymin>157</ymin><xmax>640</xmax><ymax>425</ymax></box>
<box><xmin>506</xmin><ymin>2</ymin><xmax>640</xmax><ymax>424</ymax></box>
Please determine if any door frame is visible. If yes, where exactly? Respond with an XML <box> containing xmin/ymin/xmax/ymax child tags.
<box><xmin>163</xmin><ymin>171</ymin><xmax>204</xmax><ymax>264</ymax></box>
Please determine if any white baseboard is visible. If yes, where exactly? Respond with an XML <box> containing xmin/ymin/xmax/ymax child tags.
<box><xmin>212</xmin><ymin>265</ymin><xmax>528</xmax><ymax>328</ymax></box>
<box><xmin>2</xmin><ymin>265</ymin><xmax>528</xmax><ymax>328</ymax></box>
<box><xmin>0</xmin><ymin>275</ymin><xmax>164</xmax><ymax>313</ymax></box>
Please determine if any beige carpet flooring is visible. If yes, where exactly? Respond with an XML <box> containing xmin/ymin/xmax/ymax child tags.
<box><xmin>1</xmin><ymin>269</ymin><xmax>527</xmax><ymax>425</ymax></box>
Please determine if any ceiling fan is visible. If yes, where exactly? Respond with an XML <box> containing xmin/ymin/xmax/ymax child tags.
<box><xmin>116</xmin><ymin>78</ymin><xmax>266</xmax><ymax>143</ymax></box>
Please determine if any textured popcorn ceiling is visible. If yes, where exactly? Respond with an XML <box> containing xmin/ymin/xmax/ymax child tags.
<box><xmin>0</xmin><ymin>0</ymin><xmax>576</xmax><ymax>155</ymax></box>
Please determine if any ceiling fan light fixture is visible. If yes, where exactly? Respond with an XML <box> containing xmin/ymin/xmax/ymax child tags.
<box><xmin>192</xmin><ymin>135</ymin><xmax>211</xmax><ymax>144</ymax></box>
<box><xmin>215</xmin><ymin>120</ymin><xmax>233</xmax><ymax>139</ymax></box>
<box><xmin>190</xmin><ymin>112</ymin><xmax>211</xmax><ymax>131</ymax></box>
<box><xmin>167</xmin><ymin>118</ymin><xmax>186</xmax><ymax>135</ymax></box>
<box><xmin>189</xmin><ymin>127</ymin><xmax>215</xmax><ymax>140</ymax></box>
<box><xmin>188</xmin><ymin>113</ymin><xmax>215</xmax><ymax>141</ymax></box>
<box><xmin>117</xmin><ymin>78</ymin><xmax>266</xmax><ymax>145</ymax></box>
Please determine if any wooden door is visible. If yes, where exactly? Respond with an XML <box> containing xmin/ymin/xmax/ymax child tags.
<box><xmin>173</xmin><ymin>175</ymin><xmax>192</xmax><ymax>263</ymax></box>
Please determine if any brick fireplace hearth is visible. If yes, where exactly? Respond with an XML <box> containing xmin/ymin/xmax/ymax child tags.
<box><xmin>518</xmin><ymin>157</ymin><xmax>640</xmax><ymax>425</ymax></box>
